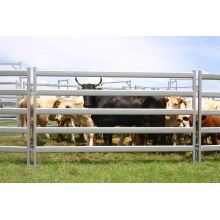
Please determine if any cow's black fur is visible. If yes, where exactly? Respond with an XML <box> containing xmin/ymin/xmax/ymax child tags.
<box><xmin>79</xmin><ymin>82</ymin><xmax>166</xmax><ymax>145</ymax></box>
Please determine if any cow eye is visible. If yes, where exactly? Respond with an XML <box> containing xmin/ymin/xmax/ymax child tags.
<box><xmin>183</xmin><ymin>116</ymin><xmax>189</xmax><ymax>121</ymax></box>
<box><xmin>177</xmin><ymin>119</ymin><xmax>182</xmax><ymax>123</ymax></box>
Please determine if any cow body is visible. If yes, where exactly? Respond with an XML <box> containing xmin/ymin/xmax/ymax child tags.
<box><xmin>75</xmin><ymin>81</ymin><xmax>166</xmax><ymax>146</ymax></box>
<box><xmin>165</xmin><ymin>96</ymin><xmax>187</xmax><ymax>145</ymax></box>
<box><xmin>90</xmin><ymin>96</ymin><xmax>166</xmax><ymax>145</ymax></box>
<box><xmin>189</xmin><ymin>115</ymin><xmax>220</xmax><ymax>145</ymax></box>
<box><xmin>19</xmin><ymin>96</ymin><xmax>86</xmax><ymax>145</ymax></box>
<box><xmin>53</xmin><ymin>98</ymin><xmax>94</xmax><ymax>146</ymax></box>
<box><xmin>19</xmin><ymin>96</ymin><xmax>57</xmax><ymax>144</ymax></box>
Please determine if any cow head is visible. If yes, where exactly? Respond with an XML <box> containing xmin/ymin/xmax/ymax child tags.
<box><xmin>166</xmin><ymin>96</ymin><xmax>187</xmax><ymax>109</ymax></box>
<box><xmin>53</xmin><ymin>99</ymin><xmax>74</xmax><ymax>122</ymax></box>
<box><xmin>177</xmin><ymin>115</ymin><xmax>190</xmax><ymax>127</ymax></box>
<box><xmin>75</xmin><ymin>77</ymin><xmax>102</xmax><ymax>108</ymax></box>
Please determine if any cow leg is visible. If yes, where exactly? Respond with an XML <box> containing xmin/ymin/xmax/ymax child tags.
<box><xmin>83</xmin><ymin>133</ymin><xmax>88</xmax><ymax>142</ymax></box>
<box><xmin>43</xmin><ymin>119</ymin><xmax>50</xmax><ymax>141</ymax></box>
<box><xmin>211</xmin><ymin>133</ymin><xmax>219</xmax><ymax>145</ymax></box>
<box><xmin>69</xmin><ymin>119</ymin><xmax>76</xmax><ymax>144</ymax></box>
<box><xmin>118</xmin><ymin>134</ymin><xmax>126</xmax><ymax>145</ymax></box>
<box><xmin>20</xmin><ymin>114</ymin><xmax>27</xmax><ymax>145</ymax></box>
<box><xmin>173</xmin><ymin>133</ymin><xmax>177</xmax><ymax>146</ymax></box>
<box><xmin>183</xmin><ymin>133</ymin><xmax>189</xmax><ymax>145</ymax></box>
<box><xmin>132</xmin><ymin>134</ymin><xmax>135</xmax><ymax>146</ymax></box>
<box><xmin>159</xmin><ymin>134</ymin><xmax>166</xmax><ymax>145</ymax></box>
<box><xmin>57</xmin><ymin>134</ymin><xmax>63</xmax><ymax>142</ymax></box>
<box><xmin>57</xmin><ymin>120</ymin><xmax>65</xmax><ymax>142</ymax></box>
<box><xmin>135</xmin><ymin>134</ymin><xmax>144</xmax><ymax>145</ymax></box>
<box><xmin>79</xmin><ymin>115</ymin><xmax>94</xmax><ymax>146</ymax></box>
<box><xmin>104</xmin><ymin>134</ymin><xmax>112</xmax><ymax>145</ymax></box>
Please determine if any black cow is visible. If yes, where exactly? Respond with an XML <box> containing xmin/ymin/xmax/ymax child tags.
<box><xmin>75</xmin><ymin>77</ymin><xmax>166</xmax><ymax>145</ymax></box>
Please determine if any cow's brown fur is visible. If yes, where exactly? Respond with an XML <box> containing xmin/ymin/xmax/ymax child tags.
<box><xmin>189</xmin><ymin>115</ymin><xmax>220</xmax><ymax>145</ymax></box>
<box><xmin>19</xmin><ymin>96</ymin><xmax>57</xmax><ymax>144</ymax></box>
<box><xmin>53</xmin><ymin>98</ymin><xmax>94</xmax><ymax>146</ymax></box>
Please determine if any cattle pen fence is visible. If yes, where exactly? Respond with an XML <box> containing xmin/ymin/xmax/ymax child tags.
<box><xmin>198</xmin><ymin>71</ymin><xmax>220</xmax><ymax>162</ymax></box>
<box><xmin>0</xmin><ymin>67</ymin><xmax>220</xmax><ymax>166</ymax></box>
<box><xmin>0</xmin><ymin>68</ymin><xmax>31</xmax><ymax>165</ymax></box>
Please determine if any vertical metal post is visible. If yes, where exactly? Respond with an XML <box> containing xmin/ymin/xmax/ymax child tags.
<box><xmin>26</xmin><ymin>68</ymin><xmax>31</xmax><ymax>166</ymax></box>
<box><xmin>192</xmin><ymin>70</ymin><xmax>197</xmax><ymax>162</ymax></box>
<box><xmin>15</xmin><ymin>80</ymin><xmax>19</xmax><ymax>127</ymax></box>
<box><xmin>198</xmin><ymin>70</ymin><xmax>202</xmax><ymax>162</ymax></box>
<box><xmin>19</xmin><ymin>62</ymin><xmax>22</xmax><ymax>70</ymax></box>
<box><xmin>33</xmin><ymin>67</ymin><xmax>37</xmax><ymax>166</ymax></box>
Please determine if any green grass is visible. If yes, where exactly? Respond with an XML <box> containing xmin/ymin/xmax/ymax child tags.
<box><xmin>1</xmin><ymin>122</ymin><xmax>220</xmax><ymax>183</ymax></box>
<box><xmin>0</xmin><ymin>122</ymin><xmax>20</xmax><ymax>136</ymax></box>
<box><xmin>0</xmin><ymin>151</ymin><xmax>220</xmax><ymax>183</ymax></box>
<box><xmin>0</xmin><ymin>134</ymin><xmax>220</xmax><ymax>183</ymax></box>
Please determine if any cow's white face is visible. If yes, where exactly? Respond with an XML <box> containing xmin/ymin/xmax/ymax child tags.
<box><xmin>55</xmin><ymin>101</ymin><xmax>73</xmax><ymax>122</ymax></box>
<box><xmin>166</xmin><ymin>96</ymin><xmax>186</xmax><ymax>110</ymax></box>
<box><xmin>177</xmin><ymin>115</ymin><xmax>190</xmax><ymax>127</ymax></box>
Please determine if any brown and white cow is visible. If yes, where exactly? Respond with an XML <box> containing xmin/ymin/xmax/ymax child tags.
<box><xmin>165</xmin><ymin>96</ymin><xmax>187</xmax><ymax>145</ymax></box>
<box><xmin>189</xmin><ymin>114</ymin><xmax>220</xmax><ymax>145</ymax></box>
<box><xmin>19</xmin><ymin>96</ymin><xmax>87</xmax><ymax>145</ymax></box>
<box><xmin>53</xmin><ymin>98</ymin><xmax>94</xmax><ymax>146</ymax></box>
<box><xmin>19</xmin><ymin>96</ymin><xmax>57</xmax><ymax>144</ymax></box>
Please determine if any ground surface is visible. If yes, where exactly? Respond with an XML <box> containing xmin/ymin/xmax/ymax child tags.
<box><xmin>1</xmin><ymin>133</ymin><xmax>220</xmax><ymax>183</ymax></box>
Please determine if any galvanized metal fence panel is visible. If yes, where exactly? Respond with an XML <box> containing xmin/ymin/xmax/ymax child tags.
<box><xmin>198</xmin><ymin>70</ymin><xmax>220</xmax><ymax>162</ymax></box>
<box><xmin>33</xmin><ymin>67</ymin><xmax>197</xmax><ymax>166</ymax></box>
<box><xmin>0</xmin><ymin>68</ymin><xmax>31</xmax><ymax>165</ymax></box>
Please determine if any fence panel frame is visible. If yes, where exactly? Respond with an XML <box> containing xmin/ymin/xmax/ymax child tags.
<box><xmin>33</xmin><ymin>68</ymin><xmax>197</xmax><ymax>166</ymax></box>
<box><xmin>0</xmin><ymin>68</ymin><xmax>31</xmax><ymax>165</ymax></box>
<box><xmin>198</xmin><ymin>70</ymin><xmax>220</xmax><ymax>161</ymax></box>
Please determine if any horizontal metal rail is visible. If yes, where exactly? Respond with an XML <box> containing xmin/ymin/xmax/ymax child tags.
<box><xmin>36</xmin><ymin>145</ymin><xmax>193</xmax><ymax>153</ymax></box>
<box><xmin>0</xmin><ymin>108</ymin><xmax>27</xmax><ymax>114</ymax></box>
<box><xmin>201</xmin><ymin>145</ymin><xmax>220</xmax><ymax>151</ymax></box>
<box><xmin>36</xmin><ymin>127</ymin><xmax>193</xmax><ymax>134</ymax></box>
<box><xmin>201</xmin><ymin>74</ymin><xmax>220</xmax><ymax>80</ymax></box>
<box><xmin>0</xmin><ymin>82</ymin><xmax>18</xmax><ymax>85</ymax></box>
<box><xmin>37</xmin><ymin>108</ymin><xmax>194</xmax><ymax>115</ymax></box>
<box><xmin>36</xmin><ymin>89</ymin><xmax>194</xmax><ymax>97</ymax></box>
<box><xmin>0</xmin><ymin>127</ymin><xmax>27</xmax><ymax>133</ymax></box>
<box><xmin>202</xmin><ymin>110</ymin><xmax>220</xmax><ymax>115</ymax></box>
<box><xmin>0</xmin><ymin>119</ymin><xmax>16</xmax><ymax>123</ymax></box>
<box><xmin>0</xmin><ymin>90</ymin><xmax>27</xmax><ymax>95</ymax></box>
<box><xmin>33</xmin><ymin>83</ymin><xmax>78</xmax><ymax>88</ymax></box>
<box><xmin>36</xmin><ymin>71</ymin><xmax>194</xmax><ymax>78</ymax></box>
<box><xmin>0</xmin><ymin>70</ymin><xmax>28</xmax><ymax>76</ymax></box>
<box><xmin>0</xmin><ymin>95</ymin><xmax>17</xmax><ymax>98</ymax></box>
<box><xmin>0</xmin><ymin>146</ymin><xmax>27</xmax><ymax>152</ymax></box>
<box><xmin>202</xmin><ymin>92</ymin><xmax>220</xmax><ymax>98</ymax></box>
<box><xmin>201</xmin><ymin>127</ymin><xmax>220</xmax><ymax>133</ymax></box>
<box><xmin>0</xmin><ymin>101</ymin><xmax>16</xmax><ymax>106</ymax></box>
<box><xmin>0</xmin><ymin>115</ymin><xmax>16</xmax><ymax>118</ymax></box>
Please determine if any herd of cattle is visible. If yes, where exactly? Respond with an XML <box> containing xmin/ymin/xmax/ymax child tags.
<box><xmin>18</xmin><ymin>78</ymin><xmax>220</xmax><ymax>146</ymax></box>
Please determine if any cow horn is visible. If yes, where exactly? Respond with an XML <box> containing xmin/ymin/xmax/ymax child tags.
<box><xmin>75</xmin><ymin>77</ymin><xmax>83</xmax><ymax>86</ymax></box>
<box><xmin>95</xmin><ymin>77</ymin><xmax>102</xmax><ymax>87</ymax></box>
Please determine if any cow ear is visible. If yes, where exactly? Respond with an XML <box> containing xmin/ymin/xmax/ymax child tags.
<box><xmin>165</xmin><ymin>96</ymin><xmax>169</xmax><ymax>102</ymax></box>
<box><xmin>53</xmin><ymin>99</ymin><xmax>61</xmax><ymax>108</ymax></box>
<box><xmin>182</xmin><ymin>100</ymin><xmax>187</xmax><ymax>106</ymax></box>
<box><xmin>202</xmin><ymin>115</ymin><xmax>207</xmax><ymax>120</ymax></box>
<box><xmin>179</xmin><ymin>97</ymin><xmax>186</xmax><ymax>105</ymax></box>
